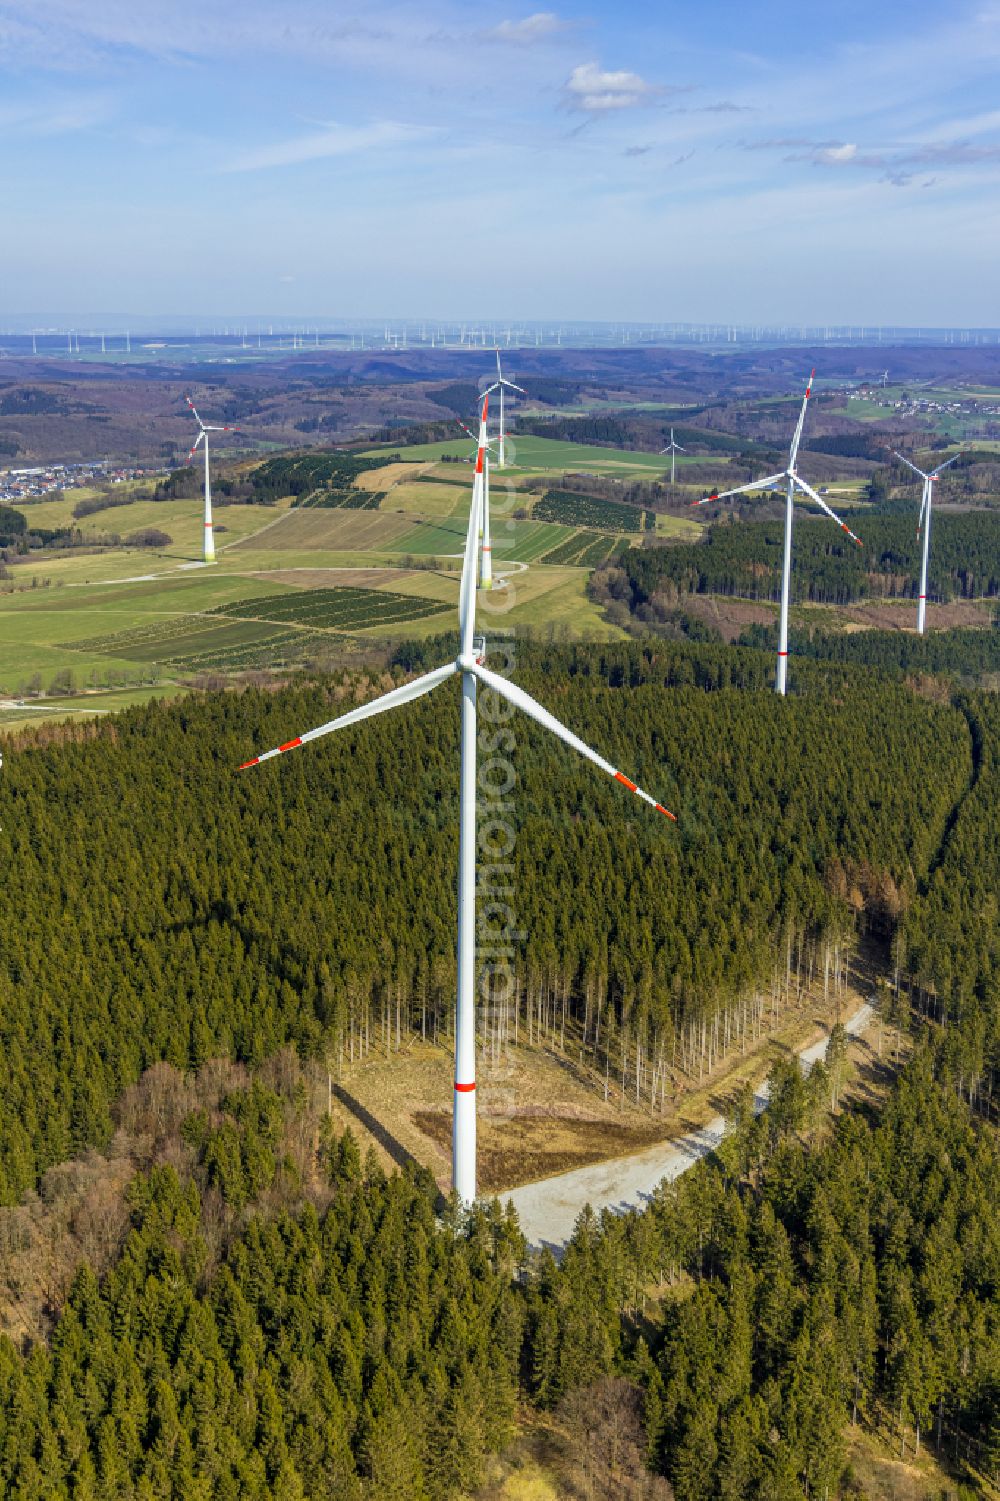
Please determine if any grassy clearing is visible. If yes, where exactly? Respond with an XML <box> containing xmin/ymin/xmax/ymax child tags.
<box><xmin>13</xmin><ymin>498</ymin><xmax>283</xmax><ymax>560</ymax></box>
<box><xmin>228</xmin><ymin>508</ymin><xmax>416</xmax><ymax>554</ymax></box>
<box><xmin>13</xmin><ymin>479</ymin><xmax>151</xmax><ymax>530</ymax></box>
<box><xmin>842</xmin><ymin>1423</ymin><xmax>978</xmax><ymax>1501</ymax></box>
<box><xmin>381</xmin><ymin>481</ymin><xmax>468</xmax><ymax>517</ymax></box>
<box><xmin>352</xmin><ymin>460</ymin><xmax>424</xmax><ymax>492</ymax></box>
<box><xmin>478</xmin><ymin>565</ymin><xmax>626</xmax><ymax>636</ymax></box>
<box><xmin>368</xmin><ymin>434</ymin><xmax>678</xmax><ymax>479</ymax></box>
<box><xmin>654</xmin><ymin>511</ymin><xmax>704</xmax><ymax>538</ymax></box>
<box><xmin>0</xmin><ymin>683</ymin><xmax>188</xmax><ymax>734</ymax></box>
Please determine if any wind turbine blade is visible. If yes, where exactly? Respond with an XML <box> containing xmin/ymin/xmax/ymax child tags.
<box><xmin>459</xmin><ymin>394</ymin><xmax>488</xmax><ymax>651</ymax></box>
<box><xmin>788</xmin><ymin>369</ymin><xmax>815</xmax><ymax>469</ymax></box>
<box><xmin>186</xmin><ymin>432</ymin><xmax>205</xmax><ymax>463</ymax></box>
<box><xmin>891</xmin><ymin>449</ymin><xmax>928</xmax><ymax>481</ymax></box>
<box><xmin>917</xmin><ymin>482</ymin><xmax>928</xmax><ymax>538</ymax></box>
<box><xmin>239</xmin><ymin>662</ymin><xmax>459</xmax><ymax>769</ymax></box>
<box><xmin>185</xmin><ymin>394</ymin><xmax>204</xmax><ymax>429</ymax></box>
<box><xmin>692</xmin><ymin>472</ymin><xmax>787</xmax><ymax>507</ymax></box>
<box><xmin>472</xmin><ymin>663</ymin><xmax>676</xmax><ymax>821</ymax></box>
<box><xmin>930</xmin><ymin>451</ymin><xmax>962</xmax><ymax>478</ymax></box>
<box><xmin>792</xmin><ymin>476</ymin><xmax>864</xmax><ymax>547</ymax></box>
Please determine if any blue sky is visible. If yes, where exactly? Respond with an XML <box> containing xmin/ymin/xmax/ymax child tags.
<box><xmin>1</xmin><ymin>0</ymin><xmax>999</xmax><ymax>324</ymax></box>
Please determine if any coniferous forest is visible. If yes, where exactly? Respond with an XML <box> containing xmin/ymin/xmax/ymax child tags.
<box><xmin>616</xmin><ymin>512</ymin><xmax>1000</xmax><ymax>607</ymax></box>
<box><xmin>0</xmin><ymin>1028</ymin><xmax>994</xmax><ymax>1497</ymax></box>
<box><xmin>0</xmin><ymin>640</ymin><xmax>984</xmax><ymax>1198</ymax></box>
<box><xmin>0</xmin><ymin>639</ymin><xmax>997</xmax><ymax>1497</ymax></box>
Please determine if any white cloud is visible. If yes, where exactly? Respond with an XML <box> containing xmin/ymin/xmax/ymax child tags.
<box><xmin>564</xmin><ymin>61</ymin><xmax>655</xmax><ymax>113</ymax></box>
<box><xmin>817</xmin><ymin>142</ymin><xmax>857</xmax><ymax>163</ymax></box>
<box><xmin>225</xmin><ymin>119</ymin><xmax>438</xmax><ymax>172</ymax></box>
<box><xmin>488</xmin><ymin>12</ymin><xmax>566</xmax><ymax>44</ymax></box>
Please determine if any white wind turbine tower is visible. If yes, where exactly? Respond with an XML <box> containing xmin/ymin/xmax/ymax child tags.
<box><xmin>457</xmin><ymin>367</ymin><xmax>525</xmax><ymax>589</ymax></box>
<box><xmin>890</xmin><ymin>448</ymin><xmax>961</xmax><ymax>634</ymax></box>
<box><xmin>239</xmin><ymin>390</ymin><xmax>676</xmax><ymax>1206</ymax></box>
<box><xmin>185</xmin><ymin>395</ymin><xmax>235</xmax><ymax>565</ymax></box>
<box><xmin>493</xmin><ymin>349</ymin><xmax>524</xmax><ymax>469</ymax></box>
<box><xmin>456</xmin><ymin>416</ymin><xmax>499</xmax><ymax>590</ymax></box>
<box><xmin>694</xmin><ymin>371</ymin><xmax>864</xmax><ymax>696</ymax></box>
<box><xmin>660</xmin><ymin>428</ymin><xmax>685</xmax><ymax>485</ymax></box>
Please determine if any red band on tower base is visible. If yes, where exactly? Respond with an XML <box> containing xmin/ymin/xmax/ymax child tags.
<box><xmin>454</xmin><ymin>1081</ymin><xmax>476</xmax><ymax>1092</ymax></box>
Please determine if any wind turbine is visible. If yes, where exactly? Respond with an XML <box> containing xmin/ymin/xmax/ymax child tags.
<box><xmin>239</xmin><ymin>391</ymin><xmax>676</xmax><ymax>1206</ymax></box>
<box><xmin>185</xmin><ymin>395</ymin><xmax>235</xmax><ymax>565</ymax></box>
<box><xmin>694</xmin><ymin>371</ymin><xmax>863</xmax><ymax>696</ymax></box>
<box><xmin>493</xmin><ymin>350</ymin><xmax>524</xmax><ymax>469</ymax></box>
<box><xmin>456</xmin><ymin>417</ymin><xmax>499</xmax><ymax>589</ymax></box>
<box><xmin>660</xmin><ymin>428</ymin><xmax>686</xmax><ymax>485</ymax></box>
<box><xmin>890</xmin><ymin>449</ymin><xmax>962</xmax><ymax>634</ymax></box>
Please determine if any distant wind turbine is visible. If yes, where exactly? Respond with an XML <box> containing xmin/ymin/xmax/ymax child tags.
<box><xmin>239</xmin><ymin>390</ymin><xmax>676</xmax><ymax>1205</ymax></box>
<box><xmin>185</xmin><ymin>395</ymin><xmax>235</xmax><ymax>565</ymax></box>
<box><xmin>660</xmin><ymin>428</ymin><xmax>686</xmax><ymax>485</ymax></box>
<box><xmin>694</xmin><ymin>371</ymin><xmax>863</xmax><ymax>695</ymax></box>
<box><xmin>493</xmin><ymin>350</ymin><xmax>525</xmax><ymax>469</ymax></box>
<box><xmin>890</xmin><ymin>449</ymin><xmax>962</xmax><ymax>634</ymax></box>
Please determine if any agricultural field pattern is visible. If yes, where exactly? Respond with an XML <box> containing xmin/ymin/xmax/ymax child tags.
<box><xmin>61</xmin><ymin>587</ymin><xmax>452</xmax><ymax>671</ymax></box>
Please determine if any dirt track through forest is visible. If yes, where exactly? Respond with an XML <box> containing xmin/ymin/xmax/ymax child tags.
<box><xmin>504</xmin><ymin>1003</ymin><xmax>873</xmax><ymax>1253</ymax></box>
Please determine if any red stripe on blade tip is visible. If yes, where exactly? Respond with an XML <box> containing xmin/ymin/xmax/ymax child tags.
<box><xmin>615</xmin><ymin>772</ymin><xmax>638</xmax><ymax>793</ymax></box>
<box><xmin>239</xmin><ymin>758</ymin><xmax>259</xmax><ymax>770</ymax></box>
<box><xmin>279</xmin><ymin>737</ymin><xmax>302</xmax><ymax>753</ymax></box>
<box><xmin>655</xmin><ymin>804</ymin><xmax>678</xmax><ymax>821</ymax></box>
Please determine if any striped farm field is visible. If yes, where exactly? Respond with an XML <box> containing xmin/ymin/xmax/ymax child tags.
<box><xmin>228</xmin><ymin>509</ymin><xmax>417</xmax><ymax>553</ymax></box>
<box><xmin>496</xmin><ymin>521</ymin><xmax>578</xmax><ymax>563</ymax></box>
<box><xmin>62</xmin><ymin>616</ymin><xmax>308</xmax><ymax>668</ymax></box>
<box><xmin>396</xmin><ymin>519</ymin><xmax>475</xmax><ymax>555</ymax></box>
<box><xmin>539</xmin><ymin>529</ymin><xmax>627</xmax><ymax>567</ymax></box>
<box><xmin>206</xmin><ymin>587</ymin><xmax>452</xmax><ymax>631</ymax></box>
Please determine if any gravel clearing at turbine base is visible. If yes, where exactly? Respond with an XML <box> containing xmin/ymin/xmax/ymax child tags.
<box><xmin>507</xmin><ymin>1003</ymin><xmax>875</xmax><ymax>1253</ymax></box>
